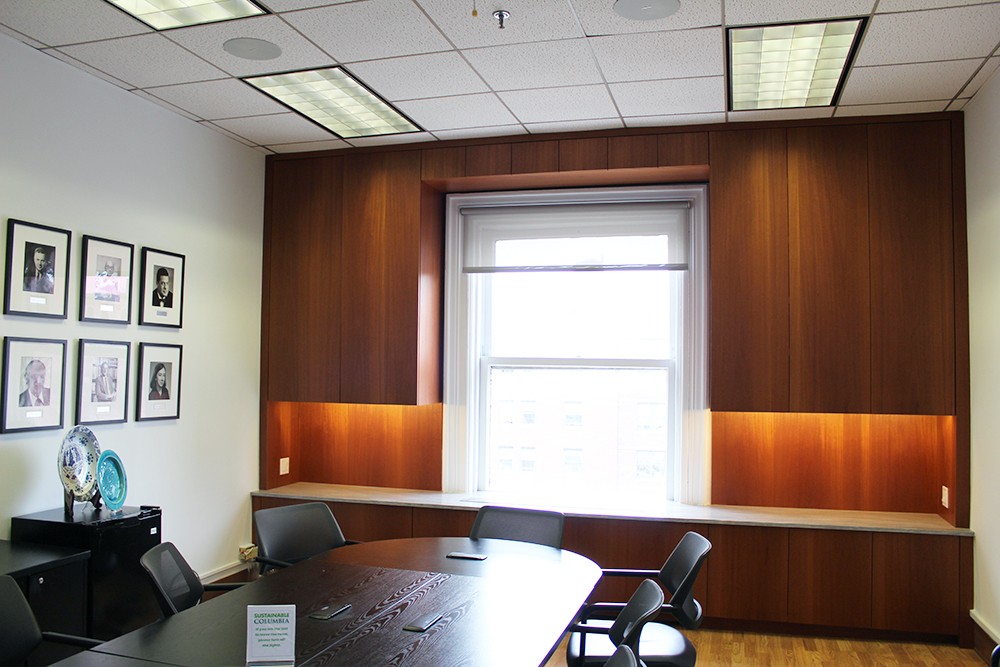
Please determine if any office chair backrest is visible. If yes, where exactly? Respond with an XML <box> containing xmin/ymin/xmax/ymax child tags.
<box><xmin>253</xmin><ymin>502</ymin><xmax>348</xmax><ymax>566</ymax></box>
<box><xmin>609</xmin><ymin>578</ymin><xmax>665</xmax><ymax>654</ymax></box>
<box><xmin>140</xmin><ymin>542</ymin><xmax>205</xmax><ymax>617</ymax></box>
<box><xmin>603</xmin><ymin>644</ymin><xmax>638</xmax><ymax>667</ymax></box>
<box><xmin>469</xmin><ymin>505</ymin><xmax>565</xmax><ymax>549</ymax></box>
<box><xmin>0</xmin><ymin>574</ymin><xmax>43</xmax><ymax>665</ymax></box>
<box><xmin>992</xmin><ymin>644</ymin><xmax>999</xmax><ymax>667</ymax></box>
<box><xmin>658</xmin><ymin>531</ymin><xmax>712</xmax><ymax>629</ymax></box>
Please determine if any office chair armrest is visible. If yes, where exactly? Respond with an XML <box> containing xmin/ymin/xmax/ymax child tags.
<box><xmin>578</xmin><ymin>601</ymin><xmax>627</xmax><ymax>620</ymax></box>
<box><xmin>42</xmin><ymin>631</ymin><xmax>102</xmax><ymax>649</ymax></box>
<box><xmin>204</xmin><ymin>582</ymin><xmax>246</xmax><ymax>591</ymax></box>
<box><xmin>256</xmin><ymin>555</ymin><xmax>294</xmax><ymax>569</ymax></box>
<box><xmin>601</xmin><ymin>568</ymin><xmax>658</xmax><ymax>578</ymax></box>
<box><xmin>344</xmin><ymin>539</ymin><xmax>362</xmax><ymax>546</ymax></box>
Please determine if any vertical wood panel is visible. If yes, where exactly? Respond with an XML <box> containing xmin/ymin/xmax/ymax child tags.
<box><xmin>788</xmin><ymin>125</ymin><xmax>871</xmax><ymax>412</ymax></box>
<box><xmin>466</xmin><ymin>144</ymin><xmax>511</xmax><ymax>176</ymax></box>
<box><xmin>709</xmin><ymin>129</ymin><xmax>790</xmax><ymax>411</ymax></box>
<box><xmin>872</xmin><ymin>533</ymin><xmax>959</xmax><ymax>634</ymax></box>
<box><xmin>340</xmin><ymin>151</ymin><xmax>423</xmax><ymax>404</ymax></box>
<box><xmin>512</xmin><ymin>141</ymin><xmax>558</xmax><ymax>174</ymax></box>
<box><xmin>608</xmin><ymin>135</ymin><xmax>657</xmax><ymax>168</ymax></box>
<box><xmin>422</xmin><ymin>146</ymin><xmax>466</xmax><ymax>179</ymax></box>
<box><xmin>706</xmin><ymin>525</ymin><xmax>788</xmax><ymax>622</ymax></box>
<box><xmin>331</xmin><ymin>502</ymin><xmax>413</xmax><ymax>541</ymax></box>
<box><xmin>869</xmin><ymin>120</ymin><xmax>955</xmax><ymax>415</ymax></box>
<box><xmin>411</xmin><ymin>508</ymin><xmax>477</xmax><ymax>537</ymax></box>
<box><xmin>559</xmin><ymin>137</ymin><xmax>607</xmax><ymax>171</ymax></box>
<box><xmin>265</xmin><ymin>157</ymin><xmax>343</xmax><ymax>403</ymax></box>
<box><xmin>712</xmin><ymin>412</ymin><xmax>953</xmax><ymax>512</ymax></box>
<box><xmin>788</xmin><ymin>529</ymin><xmax>872</xmax><ymax>627</ymax></box>
<box><xmin>658</xmin><ymin>132</ymin><xmax>709</xmax><ymax>166</ymax></box>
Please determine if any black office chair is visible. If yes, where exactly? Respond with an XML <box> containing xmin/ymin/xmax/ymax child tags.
<box><xmin>140</xmin><ymin>542</ymin><xmax>244</xmax><ymax>617</ymax></box>
<box><xmin>568</xmin><ymin>531</ymin><xmax>712</xmax><ymax>667</ymax></box>
<box><xmin>0</xmin><ymin>574</ymin><xmax>101</xmax><ymax>664</ymax></box>
<box><xmin>605</xmin><ymin>645</ymin><xmax>639</xmax><ymax>667</ymax></box>
<box><xmin>992</xmin><ymin>643</ymin><xmax>999</xmax><ymax>667</ymax></box>
<box><xmin>568</xmin><ymin>578</ymin><xmax>665</xmax><ymax>667</ymax></box>
<box><xmin>253</xmin><ymin>502</ymin><xmax>355</xmax><ymax>572</ymax></box>
<box><xmin>468</xmin><ymin>505</ymin><xmax>565</xmax><ymax>549</ymax></box>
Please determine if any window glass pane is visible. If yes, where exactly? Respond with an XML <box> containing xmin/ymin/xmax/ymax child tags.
<box><xmin>488</xmin><ymin>270</ymin><xmax>674</xmax><ymax>359</ymax></box>
<box><xmin>495</xmin><ymin>235</ymin><xmax>670</xmax><ymax>267</ymax></box>
<box><xmin>485</xmin><ymin>366</ymin><xmax>670</xmax><ymax>503</ymax></box>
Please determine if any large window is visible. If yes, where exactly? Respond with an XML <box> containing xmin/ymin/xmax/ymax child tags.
<box><xmin>443</xmin><ymin>186</ymin><xmax>709</xmax><ymax>508</ymax></box>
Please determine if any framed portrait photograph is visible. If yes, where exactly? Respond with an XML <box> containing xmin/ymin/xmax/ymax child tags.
<box><xmin>76</xmin><ymin>339</ymin><xmax>130</xmax><ymax>425</ymax></box>
<box><xmin>80</xmin><ymin>235</ymin><xmax>134</xmax><ymax>323</ymax></box>
<box><xmin>139</xmin><ymin>247</ymin><xmax>185</xmax><ymax>328</ymax></box>
<box><xmin>136</xmin><ymin>343</ymin><xmax>182</xmax><ymax>421</ymax></box>
<box><xmin>1</xmin><ymin>337</ymin><xmax>67</xmax><ymax>433</ymax></box>
<box><xmin>3</xmin><ymin>218</ymin><xmax>72</xmax><ymax>319</ymax></box>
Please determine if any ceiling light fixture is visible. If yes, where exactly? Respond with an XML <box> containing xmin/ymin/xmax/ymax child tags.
<box><xmin>727</xmin><ymin>18</ymin><xmax>866</xmax><ymax>111</ymax></box>
<box><xmin>243</xmin><ymin>67</ymin><xmax>421</xmax><ymax>139</ymax></box>
<box><xmin>613</xmin><ymin>0</ymin><xmax>680</xmax><ymax>21</ymax></box>
<box><xmin>104</xmin><ymin>0</ymin><xmax>267</xmax><ymax>30</ymax></box>
<box><xmin>223</xmin><ymin>37</ymin><xmax>281</xmax><ymax>61</ymax></box>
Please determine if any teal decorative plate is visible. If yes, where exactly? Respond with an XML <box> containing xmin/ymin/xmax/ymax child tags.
<box><xmin>97</xmin><ymin>449</ymin><xmax>127</xmax><ymax>511</ymax></box>
<box><xmin>57</xmin><ymin>426</ymin><xmax>101</xmax><ymax>501</ymax></box>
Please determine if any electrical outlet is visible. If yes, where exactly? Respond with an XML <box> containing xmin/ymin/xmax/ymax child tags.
<box><xmin>238</xmin><ymin>544</ymin><xmax>258</xmax><ymax>562</ymax></box>
<box><xmin>279</xmin><ymin>457</ymin><xmax>290</xmax><ymax>475</ymax></box>
<box><xmin>941</xmin><ymin>485</ymin><xmax>949</xmax><ymax>509</ymax></box>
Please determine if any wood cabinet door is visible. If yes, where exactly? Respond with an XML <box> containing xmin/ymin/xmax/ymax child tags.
<box><xmin>872</xmin><ymin>532</ymin><xmax>959</xmax><ymax>634</ymax></box>
<box><xmin>705</xmin><ymin>525</ymin><xmax>789</xmax><ymax>622</ymax></box>
<box><xmin>709</xmin><ymin>129</ymin><xmax>790</xmax><ymax>412</ymax></box>
<box><xmin>869</xmin><ymin>120</ymin><xmax>955</xmax><ymax>415</ymax></box>
<box><xmin>340</xmin><ymin>151</ymin><xmax>424</xmax><ymax>404</ymax></box>
<box><xmin>788</xmin><ymin>125</ymin><xmax>871</xmax><ymax>413</ymax></box>
<box><xmin>788</xmin><ymin>528</ymin><xmax>872</xmax><ymax>628</ymax></box>
<box><xmin>265</xmin><ymin>157</ymin><xmax>343</xmax><ymax>402</ymax></box>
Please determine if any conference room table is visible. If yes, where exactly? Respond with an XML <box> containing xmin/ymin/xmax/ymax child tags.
<box><xmin>66</xmin><ymin>536</ymin><xmax>601</xmax><ymax>666</ymax></box>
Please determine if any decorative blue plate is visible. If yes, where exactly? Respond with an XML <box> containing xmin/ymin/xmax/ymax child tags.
<box><xmin>57</xmin><ymin>426</ymin><xmax>101</xmax><ymax>501</ymax></box>
<box><xmin>97</xmin><ymin>449</ymin><xmax>127</xmax><ymax>511</ymax></box>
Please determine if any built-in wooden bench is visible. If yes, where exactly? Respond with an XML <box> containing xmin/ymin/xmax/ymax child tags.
<box><xmin>252</xmin><ymin>483</ymin><xmax>974</xmax><ymax>646</ymax></box>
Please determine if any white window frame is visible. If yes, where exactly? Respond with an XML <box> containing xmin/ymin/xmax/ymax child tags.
<box><xmin>442</xmin><ymin>185</ymin><xmax>711</xmax><ymax>506</ymax></box>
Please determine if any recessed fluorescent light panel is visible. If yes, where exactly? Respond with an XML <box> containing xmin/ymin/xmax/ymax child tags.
<box><xmin>105</xmin><ymin>0</ymin><xmax>267</xmax><ymax>30</ymax></box>
<box><xmin>728</xmin><ymin>18</ymin><xmax>866</xmax><ymax>111</ymax></box>
<box><xmin>244</xmin><ymin>68</ymin><xmax>421</xmax><ymax>139</ymax></box>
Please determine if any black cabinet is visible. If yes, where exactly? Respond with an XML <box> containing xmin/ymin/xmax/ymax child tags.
<box><xmin>0</xmin><ymin>539</ymin><xmax>90</xmax><ymax>665</ymax></box>
<box><xmin>11</xmin><ymin>505</ymin><xmax>162</xmax><ymax>640</ymax></box>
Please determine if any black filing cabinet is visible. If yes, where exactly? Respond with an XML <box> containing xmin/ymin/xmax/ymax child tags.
<box><xmin>1</xmin><ymin>538</ymin><xmax>90</xmax><ymax>665</ymax></box>
<box><xmin>11</xmin><ymin>505</ymin><xmax>162</xmax><ymax>640</ymax></box>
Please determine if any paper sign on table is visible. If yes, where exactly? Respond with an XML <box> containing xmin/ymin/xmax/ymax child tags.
<box><xmin>246</xmin><ymin>604</ymin><xmax>296</xmax><ymax>666</ymax></box>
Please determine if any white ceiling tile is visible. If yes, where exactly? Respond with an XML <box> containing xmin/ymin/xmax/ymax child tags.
<box><xmin>0</xmin><ymin>0</ymin><xmax>149</xmax><ymax>47</ymax></box>
<box><xmin>0</xmin><ymin>23</ymin><xmax>45</xmax><ymax>48</ymax></box>
<box><xmin>856</xmin><ymin>4</ymin><xmax>1000</xmax><ymax>66</ymax></box>
<box><xmin>499</xmin><ymin>85</ymin><xmax>619</xmax><ymax>123</ymax></box>
<box><xmin>266</xmin><ymin>139</ymin><xmax>353</xmax><ymax>153</ymax></box>
<box><xmin>347</xmin><ymin>52</ymin><xmax>489</xmax><ymax>100</ymax></box>
<box><xmin>212</xmin><ymin>113</ymin><xmax>336</xmax><ymax>144</ymax></box>
<box><xmin>416</xmin><ymin>0</ymin><xmax>584</xmax><ymax>49</ymax></box>
<box><xmin>876</xmin><ymin>0</ymin><xmax>994</xmax><ymax>11</ymax></box>
<box><xmin>835</xmin><ymin>100</ymin><xmax>949</xmax><ymax>116</ymax></box>
<box><xmin>571</xmin><ymin>0</ymin><xmax>722</xmax><ymax>34</ymax></box>
<box><xmin>729</xmin><ymin>106</ymin><xmax>835</xmax><ymax>122</ymax></box>
<box><xmin>724</xmin><ymin>0</ymin><xmax>875</xmax><ymax>26</ymax></box>
<box><xmin>959</xmin><ymin>56</ymin><xmax>1000</xmax><ymax>98</ymax></box>
<box><xmin>463</xmin><ymin>39</ymin><xmax>603</xmax><ymax>91</ymax></box>
<box><xmin>164</xmin><ymin>15</ymin><xmax>334</xmax><ymax>77</ymax></box>
<box><xmin>283</xmin><ymin>0</ymin><xmax>451</xmax><ymax>62</ymax></box>
<box><xmin>200</xmin><ymin>120</ymin><xmax>259</xmax><ymax>147</ymax></box>
<box><xmin>146</xmin><ymin>79</ymin><xmax>288</xmax><ymax>119</ymax></box>
<box><xmin>610</xmin><ymin>77</ymin><xmax>725</xmax><ymax>116</ymax></box>
<box><xmin>840</xmin><ymin>60</ymin><xmax>980</xmax><ymax>104</ymax></box>
<box><xmin>947</xmin><ymin>98</ymin><xmax>970</xmax><ymax>110</ymax></box>
<box><xmin>432</xmin><ymin>125</ymin><xmax>528</xmax><ymax>140</ymax></box>
<box><xmin>41</xmin><ymin>48</ymin><xmax>133</xmax><ymax>89</ymax></box>
<box><xmin>259</xmin><ymin>0</ymin><xmax>354</xmax><ymax>9</ymax></box>
<box><xmin>57</xmin><ymin>34</ymin><xmax>227</xmax><ymax>88</ymax></box>
<box><xmin>131</xmin><ymin>89</ymin><xmax>202</xmax><ymax>120</ymax></box>
<box><xmin>590</xmin><ymin>27</ymin><xmax>723</xmax><ymax>82</ymax></box>
<box><xmin>625</xmin><ymin>112</ymin><xmax>725</xmax><ymax>127</ymax></box>
<box><xmin>396</xmin><ymin>93</ymin><xmax>517</xmax><ymax>130</ymax></box>
<box><xmin>525</xmin><ymin>118</ymin><xmax>624</xmax><ymax>134</ymax></box>
<box><xmin>345</xmin><ymin>131</ymin><xmax>438</xmax><ymax>147</ymax></box>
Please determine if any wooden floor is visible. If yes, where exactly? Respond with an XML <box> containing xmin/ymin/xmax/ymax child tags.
<box><xmin>544</xmin><ymin>629</ymin><xmax>987</xmax><ymax>666</ymax></box>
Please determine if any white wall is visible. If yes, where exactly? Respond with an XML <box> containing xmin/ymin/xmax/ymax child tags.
<box><xmin>966</xmin><ymin>63</ymin><xmax>1000</xmax><ymax>641</ymax></box>
<box><xmin>0</xmin><ymin>33</ymin><xmax>264</xmax><ymax>576</ymax></box>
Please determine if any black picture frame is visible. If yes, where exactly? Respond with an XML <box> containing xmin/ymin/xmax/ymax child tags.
<box><xmin>3</xmin><ymin>218</ymin><xmax>72</xmax><ymax>319</ymax></box>
<box><xmin>79</xmin><ymin>235</ymin><xmax>135</xmax><ymax>324</ymax></box>
<box><xmin>136</xmin><ymin>343</ymin><xmax>182</xmax><ymax>421</ymax></box>
<box><xmin>76</xmin><ymin>339</ymin><xmax>131</xmax><ymax>425</ymax></box>
<box><xmin>1</xmin><ymin>336</ymin><xmax>67</xmax><ymax>433</ymax></box>
<box><xmin>139</xmin><ymin>247</ymin><xmax>185</xmax><ymax>328</ymax></box>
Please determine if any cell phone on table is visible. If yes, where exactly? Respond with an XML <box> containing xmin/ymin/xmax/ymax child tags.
<box><xmin>309</xmin><ymin>603</ymin><xmax>351</xmax><ymax>620</ymax></box>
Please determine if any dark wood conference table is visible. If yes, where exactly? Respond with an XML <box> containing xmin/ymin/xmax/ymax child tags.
<box><xmin>78</xmin><ymin>537</ymin><xmax>601</xmax><ymax>666</ymax></box>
